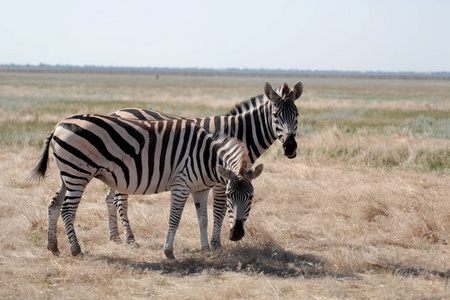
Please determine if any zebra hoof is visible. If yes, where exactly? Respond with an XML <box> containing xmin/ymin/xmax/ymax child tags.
<box><xmin>210</xmin><ymin>241</ymin><xmax>222</xmax><ymax>250</ymax></box>
<box><xmin>71</xmin><ymin>245</ymin><xmax>83</xmax><ymax>257</ymax></box>
<box><xmin>110</xmin><ymin>236</ymin><xmax>122</xmax><ymax>244</ymax></box>
<box><xmin>128</xmin><ymin>241</ymin><xmax>140</xmax><ymax>249</ymax></box>
<box><xmin>201</xmin><ymin>245</ymin><xmax>211</xmax><ymax>251</ymax></box>
<box><xmin>47</xmin><ymin>244</ymin><xmax>60</xmax><ymax>256</ymax></box>
<box><xmin>164</xmin><ymin>250</ymin><xmax>175</xmax><ymax>260</ymax></box>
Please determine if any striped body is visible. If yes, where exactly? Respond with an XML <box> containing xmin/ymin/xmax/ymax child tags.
<box><xmin>106</xmin><ymin>81</ymin><xmax>303</xmax><ymax>249</ymax></box>
<box><xmin>32</xmin><ymin>114</ymin><xmax>263</xmax><ymax>259</ymax></box>
<box><xmin>54</xmin><ymin>116</ymin><xmax>222</xmax><ymax>194</ymax></box>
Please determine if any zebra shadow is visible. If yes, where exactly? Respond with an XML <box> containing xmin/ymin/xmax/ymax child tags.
<box><xmin>95</xmin><ymin>245</ymin><xmax>358</xmax><ymax>279</ymax></box>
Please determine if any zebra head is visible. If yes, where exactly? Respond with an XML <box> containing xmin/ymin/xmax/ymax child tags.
<box><xmin>265</xmin><ymin>81</ymin><xmax>303</xmax><ymax>159</ymax></box>
<box><xmin>217</xmin><ymin>164</ymin><xmax>264</xmax><ymax>241</ymax></box>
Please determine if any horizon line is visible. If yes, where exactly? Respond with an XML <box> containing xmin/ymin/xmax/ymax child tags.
<box><xmin>1</xmin><ymin>63</ymin><xmax>449</xmax><ymax>79</ymax></box>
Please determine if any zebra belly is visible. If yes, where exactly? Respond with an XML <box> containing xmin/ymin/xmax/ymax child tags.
<box><xmin>96</xmin><ymin>166</ymin><xmax>174</xmax><ymax>196</ymax></box>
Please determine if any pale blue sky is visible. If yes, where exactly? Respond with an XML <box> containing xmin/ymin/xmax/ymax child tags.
<box><xmin>1</xmin><ymin>0</ymin><xmax>449</xmax><ymax>72</ymax></box>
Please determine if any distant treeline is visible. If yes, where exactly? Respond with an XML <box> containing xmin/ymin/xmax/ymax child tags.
<box><xmin>1</xmin><ymin>64</ymin><xmax>449</xmax><ymax>80</ymax></box>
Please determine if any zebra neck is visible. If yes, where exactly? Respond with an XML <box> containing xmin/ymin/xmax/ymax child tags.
<box><xmin>239</xmin><ymin>100</ymin><xmax>278</xmax><ymax>164</ymax></box>
<box><xmin>197</xmin><ymin>101</ymin><xmax>278</xmax><ymax>165</ymax></box>
<box><xmin>261</xmin><ymin>99</ymin><xmax>278</xmax><ymax>144</ymax></box>
<box><xmin>214</xmin><ymin>145</ymin><xmax>244</xmax><ymax>183</ymax></box>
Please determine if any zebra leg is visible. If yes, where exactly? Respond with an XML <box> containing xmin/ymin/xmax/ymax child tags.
<box><xmin>114</xmin><ymin>193</ymin><xmax>139</xmax><ymax>248</ymax></box>
<box><xmin>105</xmin><ymin>188</ymin><xmax>121</xmax><ymax>244</ymax></box>
<box><xmin>192</xmin><ymin>189</ymin><xmax>210</xmax><ymax>251</ymax></box>
<box><xmin>60</xmin><ymin>188</ymin><xmax>85</xmax><ymax>256</ymax></box>
<box><xmin>164</xmin><ymin>188</ymin><xmax>190</xmax><ymax>259</ymax></box>
<box><xmin>210</xmin><ymin>184</ymin><xmax>227</xmax><ymax>249</ymax></box>
<box><xmin>47</xmin><ymin>179</ymin><xmax>67</xmax><ymax>256</ymax></box>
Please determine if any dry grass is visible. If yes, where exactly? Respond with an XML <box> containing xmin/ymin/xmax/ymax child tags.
<box><xmin>0</xmin><ymin>73</ymin><xmax>449</xmax><ymax>299</ymax></box>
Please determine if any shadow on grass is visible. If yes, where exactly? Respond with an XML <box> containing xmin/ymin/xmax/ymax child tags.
<box><xmin>94</xmin><ymin>245</ymin><xmax>359</xmax><ymax>279</ymax></box>
<box><xmin>368</xmin><ymin>263</ymin><xmax>450</xmax><ymax>279</ymax></box>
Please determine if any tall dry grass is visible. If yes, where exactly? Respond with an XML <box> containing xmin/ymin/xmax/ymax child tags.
<box><xmin>0</xmin><ymin>72</ymin><xmax>449</xmax><ymax>299</ymax></box>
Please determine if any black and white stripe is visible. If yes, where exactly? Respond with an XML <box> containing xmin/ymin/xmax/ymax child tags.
<box><xmin>32</xmin><ymin>115</ymin><xmax>263</xmax><ymax>259</ymax></box>
<box><xmin>106</xmin><ymin>81</ymin><xmax>303</xmax><ymax>248</ymax></box>
<box><xmin>226</xmin><ymin>82</ymin><xmax>290</xmax><ymax>116</ymax></box>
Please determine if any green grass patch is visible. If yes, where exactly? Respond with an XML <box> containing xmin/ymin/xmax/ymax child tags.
<box><xmin>300</xmin><ymin>108</ymin><xmax>450</xmax><ymax>137</ymax></box>
<box><xmin>298</xmin><ymin>145</ymin><xmax>449</xmax><ymax>172</ymax></box>
<box><xmin>414</xmin><ymin>149</ymin><xmax>450</xmax><ymax>172</ymax></box>
<box><xmin>0</xmin><ymin>120</ymin><xmax>55</xmax><ymax>148</ymax></box>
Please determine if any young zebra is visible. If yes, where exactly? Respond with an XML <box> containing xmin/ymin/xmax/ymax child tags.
<box><xmin>31</xmin><ymin>115</ymin><xmax>263</xmax><ymax>259</ymax></box>
<box><xmin>106</xmin><ymin>81</ymin><xmax>303</xmax><ymax>249</ymax></box>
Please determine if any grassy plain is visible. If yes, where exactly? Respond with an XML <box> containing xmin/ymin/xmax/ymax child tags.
<box><xmin>0</xmin><ymin>72</ymin><xmax>449</xmax><ymax>299</ymax></box>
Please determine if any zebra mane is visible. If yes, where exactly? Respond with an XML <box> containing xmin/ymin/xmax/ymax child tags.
<box><xmin>225</xmin><ymin>84</ymin><xmax>285</xmax><ymax>116</ymax></box>
<box><xmin>226</xmin><ymin>94</ymin><xmax>265</xmax><ymax>116</ymax></box>
<box><xmin>214</xmin><ymin>134</ymin><xmax>248</xmax><ymax>176</ymax></box>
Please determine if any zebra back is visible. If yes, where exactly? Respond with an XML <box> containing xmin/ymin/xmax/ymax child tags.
<box><xmin>110</xmin><ymin>108</ymin><xmax>183</xmax><ymax>121</ymax></box>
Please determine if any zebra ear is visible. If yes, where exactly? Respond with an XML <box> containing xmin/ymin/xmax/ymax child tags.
<box><xmin>246</xmin><ymin>164</ymin><xmax>264</xmax><ymax>180</ymax></box>
<box><xmin>217</xmin><ymin>165</ymin><xmax>235</xmax><ymax>181</ymax></box>
<box><xmin>288</xmin><ymin>81</ymin><xmax>303</xmax><ymax>101</ymax></box>
<box><xmin>264</xmin><ymin>82</ymin><xmax>280</xmax><ymax>103</ymax></box>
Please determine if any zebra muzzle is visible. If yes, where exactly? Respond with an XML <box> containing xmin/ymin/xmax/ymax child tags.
<box><xmin>282</xmin><ymin>134</ymin><xmax>297</xmax><ymax>158</ymax></box>
<box><xmin>229</xmin><ymin>219</ymin><xmax>245</xmax><ymax>241</ymax></box>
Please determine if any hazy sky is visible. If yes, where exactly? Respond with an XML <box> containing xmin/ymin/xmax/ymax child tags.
<box><xmin>1</xmin><ymin>0</ymin><xmax>449</xmax><ymax>72</ymax></box>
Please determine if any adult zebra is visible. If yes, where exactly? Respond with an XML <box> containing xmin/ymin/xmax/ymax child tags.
<box><xmin>106</xmin><ymin>81</ymin><xmax>303</xmax><ymax>250</ymax></box>
<box><xmin>31</xmin><ymin>115</ymin><xmax>263</xmax><ymax>259</ymax></box>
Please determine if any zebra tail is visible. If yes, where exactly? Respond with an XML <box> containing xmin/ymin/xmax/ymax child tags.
<box><xmin>29</xmin><ymin>128</ymin><xmax>55</xmax><ymax>183</ymax></box>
